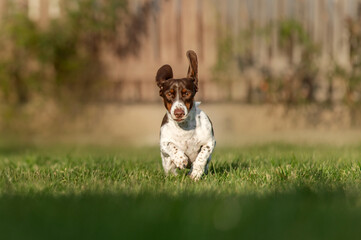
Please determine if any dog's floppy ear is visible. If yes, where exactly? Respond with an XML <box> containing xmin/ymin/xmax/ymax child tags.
<box><xmin>156</xmin><ymin>64</ymin><xmax>173</xmax><ymax>94</ymax></box>
<box><xmin>186</xmin><ymin>50</ymin><xmax>198</xmax><ymax>92</ymax></box>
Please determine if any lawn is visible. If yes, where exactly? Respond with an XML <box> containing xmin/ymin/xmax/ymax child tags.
<box><xmin>1</xmin><ymin>143</ymin><xmax>361</xmax><ymax>239</ymax></box>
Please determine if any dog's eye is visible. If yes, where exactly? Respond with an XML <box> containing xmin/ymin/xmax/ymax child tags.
<box><xmin>183</xmin><ymin>92</ymin><xmax>189</xmax><ymax>97</ymax></box>
<box><xmin>166</xmin><ymin>92</ymin><xmax>173</xmax><ymax>98</ymax></box>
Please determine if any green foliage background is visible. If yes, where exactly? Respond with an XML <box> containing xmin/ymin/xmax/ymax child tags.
<box><xmin>213</xmin><ymin>19</ymin><xmax>361</xmax><ymax>108</ymax></box>
<box><xmin>0</xmin><ymin>0</ymin><xmax>129</xmax><ymax>106</ymax></box>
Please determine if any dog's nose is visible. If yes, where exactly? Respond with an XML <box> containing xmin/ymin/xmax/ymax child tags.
<box><xmin>174</xmin><ymin>108</ymin><xmax>185</xmax><ymax>119</ymax></box>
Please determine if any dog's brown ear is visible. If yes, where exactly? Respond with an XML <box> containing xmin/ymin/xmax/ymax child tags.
<box><xmin>156</xmin><ymin>64</ymin><xmax>173</xmax><ymax>93</ymax></box>
<box><xmin>186</xmin><ymin>50</ymin><xmax>198</xmax><ymax>92</ymax></box>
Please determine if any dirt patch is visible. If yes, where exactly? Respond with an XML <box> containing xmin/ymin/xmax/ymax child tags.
<box><xmin>1</xmin><ymin>103</ymin><xmax>361</xmax><ymax>146</ymax></box>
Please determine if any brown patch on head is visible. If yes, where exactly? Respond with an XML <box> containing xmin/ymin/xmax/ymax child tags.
<box><xmin>156</xmin><ymin>64</ymin><xmax>173</xmax><ymax>96</ymax></box>
<box><xmin>179</xmin><ymin>78</ymin><xmax>196</xmax><ymax>111</ymax></box>
<box><xmin>185</xmin><ymin>102</ymin><xmax>192</xmax><ymax>111</ymax></box>
<box><xmin>161</xmin><ymin>114</ymin><xmax>168</xmax><ymax>127</ymax></box>
<box><xmin>159</xmin><ymin>78</ymin><xmax>197</xmax><ymax>113</ymax></box>
<box><xmin>186</xmin><ymin>50</ymin><xmax>198</xmax><ymax>92</ymax></box>
<box><xmin>156</xmin><ymin>50</ymin><xmax>200</xmax><ymax>115</ymax></box>
<box><xmin>161</xmin><ymin>79</ymin><xmax>176</xmax><ymax>112</ymax></box>
<box><xmin>165</xmin><ymin>101</ymin><xmax>172</xmax><ymax>112</ymax></box>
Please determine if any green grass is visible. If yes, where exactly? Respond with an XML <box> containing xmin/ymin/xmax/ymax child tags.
<box><xmin>1</xmin><ymin>143</ymin><xmax>361</xmax><ymax>239</ymax></box>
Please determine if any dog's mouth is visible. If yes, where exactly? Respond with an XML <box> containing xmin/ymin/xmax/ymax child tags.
<box><xmin>174</xmin><ymin>117</ymin><xmax>186</xmax><ymax>122</ymax></box>
<box><xmin>172</xmin><ymin>113</ymin><xmax>187</xmax><ymax>122</ymax></box>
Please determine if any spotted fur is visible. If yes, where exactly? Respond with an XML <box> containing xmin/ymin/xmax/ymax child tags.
<box><xmin>155</xmin><ymin>50</ymin><xmax>216</xmax><ymax>180</ymax></box>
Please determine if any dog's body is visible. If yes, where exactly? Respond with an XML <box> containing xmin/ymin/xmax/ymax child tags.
<box><xmin>156</xmin><ymin>50</ymin><xmax>215</xmax><ymax>180</ymax></box>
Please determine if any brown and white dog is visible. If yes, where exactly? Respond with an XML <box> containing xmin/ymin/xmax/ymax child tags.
<box><xmin>155</xmin><ymin>50</ymin><xmax>216</xmax><ymax>180</ymax></box>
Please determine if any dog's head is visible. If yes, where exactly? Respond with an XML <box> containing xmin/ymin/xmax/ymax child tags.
<box><xmin>156</xmin><ymin>50</ymin><xmax>198</xmax><ymax>122</ymax></box>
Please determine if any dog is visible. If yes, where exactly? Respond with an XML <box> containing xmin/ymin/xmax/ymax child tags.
<box><xmin>155</xmin><ymin>50</ymin><xmax>216</xmax><ymax>181</ymax></box>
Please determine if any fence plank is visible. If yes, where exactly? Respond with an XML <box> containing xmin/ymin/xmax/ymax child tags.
<box><xmin>39</xmin><ymin>0</ymin><xmax>49</xmax><ymax>28</ymax></box>
<box><xmin>271</xmin><ymin>0</ymin><xmax>279</xmax><ymax>68</ymax></box>
<box><xmin>1</xmin><ymin>0</ymin><xmax>361</xmax><ymax>103</ymax></box>
<box><xmin>0</xmin><ymin>0</ymin><xmax>6</xmax><ymax>21</ymax></box>
<box><xmin>151</xmin><ymin>0</ymin><xmax>161</xmax><ymax>62</ymax></box>
<box><xmin>196</xmin><ymin>0</ymin><xmax>204</xmax><ymax>60</ymax></box>
<box><xmin>175</xmin><ymin>0</ymin><xmax>182</xmax><ymax>60</ymax></box>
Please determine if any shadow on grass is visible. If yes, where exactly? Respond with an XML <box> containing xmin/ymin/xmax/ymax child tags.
<box><xmin>0</xmin><ymin>144</ymin><xmax>37</xmax><ymax>156</ymax></box>
<box><xmin>0</xmin><ymin>187</ymin><xmax>360</xmax><ymax>240</ymax></box>
<box><xmin>209</xmin><ymin>158</ymin><xmax>249</xmax><ymax>175</ymax></box>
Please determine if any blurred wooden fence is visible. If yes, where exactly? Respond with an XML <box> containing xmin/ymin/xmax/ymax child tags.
<box><xmin>1</xmin><ymin>0</ymin><xmax>361</xmax><ymax>103</ymax></box>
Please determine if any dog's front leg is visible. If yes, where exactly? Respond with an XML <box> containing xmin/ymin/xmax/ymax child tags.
<box><xmin>161</xmin><ymin>142</ymin><xmax>189</xmax><ymax>172</ymax></box>
<box><xmin>190</xmin><ymin>141</ymin><xmax>215</xmax><ymax>181</ymax></box>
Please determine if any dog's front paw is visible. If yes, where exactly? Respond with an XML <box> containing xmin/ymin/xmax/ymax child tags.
<box><xmin>173</xmin><ymin>154</ymin><xmax>189</xmax><ymax>170</ymax></box>
<box><xmin>189</xmin><ymin>168</ymin><xmax>204</xmax><ymax>181</ymax></box>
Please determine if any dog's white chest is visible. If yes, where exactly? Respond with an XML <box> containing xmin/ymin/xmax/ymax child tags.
<box><xmin>160</xmin><ymin>107</ymin><xmax>214</xmax><ymax>162</ymax></box>
<box><xmin>169</xmin><ymin>128</ymin><xmax>201</xmax><ymax>162</ymax></box>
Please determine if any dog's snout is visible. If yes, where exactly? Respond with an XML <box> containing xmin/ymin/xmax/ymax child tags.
<box><xmin>174</xmin><ymin>108</ymin><xmax>185</xmax><ymax>119</ymax></box>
